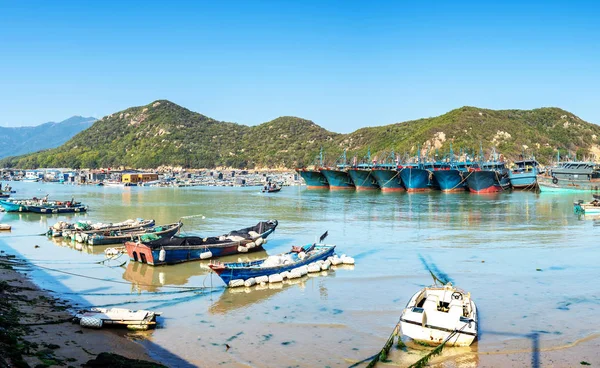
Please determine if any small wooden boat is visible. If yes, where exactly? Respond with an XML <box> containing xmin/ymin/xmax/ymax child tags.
<box><xmin>400</xmin><ymin>283</ymin><xmax>477</xmax><ymax>347</ymax></box>
<box><xmin>261</xmin><ymin>186</ymin><xmax>281</xmax><ymax>193</ymax></box>
<box><xmin>0</xmin><ymin>224</ymin><xmax>11</xmax><ymax>231</ymax></box>
<box><xmin>75</xmin><ymin>307</ymin><xmax>161</xmax><ymax>330</ymax></box>
<box><xmin>0</xmin><ymin>197</ymin><xmax>86</xmax><ymax>213</ymax></box>
<box><xmin>209</xmin><ymin>242</ymin><xmax>336</xmax><ymax>287</ymax></box>
<box><xmin>125</xmin><ymin>220</ymin><xmax>278</xmax><ymax>266</ymax></box>
<box><xmin>573</xmin><ymin>199</ymin><xmax>600</xmax><ymax>215</ymax></box>
<box><xmin>88</xmin><ymin>222</ymin><xmax>182</xmax><ymax>246</ymax></box>
<box><xmin>55</xmin><ymin>218</ymin><xmax>156</xmax><ymax>240</ymax></box>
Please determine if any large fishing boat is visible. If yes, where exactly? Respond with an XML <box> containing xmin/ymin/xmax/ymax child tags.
<box><xmin>508</xmin><ymin>158</ymin><xmax>540</xmax><ymax>189</ymax></box>
<box><xmin>432</xmin><ymin>162</ymin><xmax>469</xmax><ymax>192</ymax></box>
<box><xmin>399</xmin><ymin>163</ymin><xmax>431</xmax><ymax>192</ymax></box>
<box><xmin>347</xmin><ymin>149</ymin><xmax>379</xmax><ymax>190</ymax></box>
<box><xmin>538</xmin><ymin>161</ymin><xmax>600</xmax><ymax>192</ymax></box>
<box><xmin>370</xmin><ymin>152</ymin><xmax>404</xmax><ymax>192</ymax></box>
<box><xmin>466</xmin><ymin>147</ymin><xmax>510</xmax><ymax>194</ymax></box>
<box><xmin>320</xmin><ymin>150</ymin><xmax>355</xmax><ymax>190</ymax></box>
<box><xmin>296</xmin><ymin>148</ymin><xmax>330</xmax><ymax>189</ymax></box>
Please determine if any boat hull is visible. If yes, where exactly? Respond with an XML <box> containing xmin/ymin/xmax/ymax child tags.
<box><xmin>371</xmin><ymin>169</ymin><xmax>404</xmax><ymax>192</ymax></box>
<box><xmin>508</xmin><ymin>171</ymin><xmax>538</xmax><ymax>189</ymax></box>
<box><xmin>538</xmin><ymin>176</ymin><xmax>600</xmax><ymax>192</ymax></box>
<box><xmin>320</xmin><ymin>169</ymin><xmax>355</xmax><ymax>190</ymax></box>
<box><xmin>126</xmin><ymin>221</ymin><xmax>277</xmax><ymax>266</ymax></box>
<box><xmin>27</xmin><ymin>205</ymin><xmax>88</xmax><ymax>214</ymax></box>
<box><xmin>347</xmin><ymin>169</ymin><xmax>379</xmax><ymax>190</ymax></box>
<box><xmin>296</xmin><ymin>169</ymin><xmax>329</xmax><ymax>189</ymax></box>
<box><xmin>0</xmin><ymin>200</ymin><xmax>25</xmax><ymax>212</ymax></box>
<box><xmin>399</xmin><ymin>168</ymin><xmax>430</xmax><ymax>192</ymax></box>
<box><xmin>432</xmin><ymin>170</ymin><xmax>466</xmax><ymax>192</ymax></box>
<box><xmin>90</xmin><ymin>223</ymin><xmax>182</xmax><ymax>246</ymax></box>
<box><xmin>211</xmin><ymin>245</ymin><xmax>336</xmax><ymax>285</ymax></box>
<box><xmin>466</xmin><ymin>171</ymin><xmax>508</xmax><ymax>193</ymax></box>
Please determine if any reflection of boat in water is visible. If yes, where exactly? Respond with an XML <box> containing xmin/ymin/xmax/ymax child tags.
<box><xmin>209</xmin><ymin>273</ymin><xmax>326</xmax><ymax>315</ymax></box>
<box><xmin>123</xmin><ymin>250</ymin><xmax>269</xmax><ymax>292</ymax></box>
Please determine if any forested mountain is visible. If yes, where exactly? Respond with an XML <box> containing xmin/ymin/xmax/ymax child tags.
<box><xmin>1</xmin><ymin>101</ymin><xmax>598</xmax><ymax>169</ymax></box>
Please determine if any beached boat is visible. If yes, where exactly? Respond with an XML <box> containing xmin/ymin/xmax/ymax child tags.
<box><xmin>53</xmin><ymin>218</ymin><xmax>156</xmax><ymax>239</ymax></box>
<box><xmin>75</xmin><ymin>307</ymin><xmax>161</xmax><ymax>330</ymax></box>
<box><xmin>88</xmin><ymin>222</ymin><xmax>182</xmax><ymax>246</ymax></box>
<box><xmin>538</xmin><ymin>161</ymin><xmax>600</xmax><ymax>192</ymax></box>
<box><xmin>209</xmin><ymin>243</ymin><xmax>337</xmax><ymax>286</ymax></box>
<box><xmin>508</xmin><ymin>158</ymin><xmax>540</xmax><ymax>189</ymax></box>
<box><xmin>125</xmin><ymin>220</ymin><xmax>278</xmax><ymax>266</ymax></box>
<box><xmin>400</xmin><ymin>283</ymin><xmax>477</xmax><ymax>347</ymax></box>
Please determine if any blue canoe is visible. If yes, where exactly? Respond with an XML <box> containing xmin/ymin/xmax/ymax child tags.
<box><xmin>209</xmin><ymin>243</ymin><xmax>336</xmax><ymax>285</ymax></box>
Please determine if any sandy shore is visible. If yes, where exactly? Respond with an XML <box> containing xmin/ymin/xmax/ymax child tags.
<box><xmin>0</xmin><ymin>253</ymin><xmax>165</xmax><ymax>368</ymax></box>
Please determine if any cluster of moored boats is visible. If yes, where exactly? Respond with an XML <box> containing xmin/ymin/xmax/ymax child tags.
<box><xmin>0</xmin><ymin>196</ymin><xmax>87</xmax><ymax>213</ymax></box>
<box><xmin>298</xmin><ymin>148</ymin><xmax>600</xmax><ymax>193</ymax></box>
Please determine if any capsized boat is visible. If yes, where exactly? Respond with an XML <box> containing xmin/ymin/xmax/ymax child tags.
<box><xmin>88</xmin><ymin>222</ymin><xmax>182</xmax><ymax>246</ymax></box>
<box><xmin>75</xmin><ymin>307</ymin><xmax>161</xmax><ymax>330</ymax></box>
<box><xmin>400</xmin><ymin>283</ymin><xmax>477</xmax><ymax>347</ymax></box>
<box><xmin>209</xmin><ymin>242</ymin><xmax>337</xmax><ymax>287</ymax></box>
<box><xmin>125</xmin><ymin>220</ymin><xmax>278</xmax><ymax>266</ymax></box>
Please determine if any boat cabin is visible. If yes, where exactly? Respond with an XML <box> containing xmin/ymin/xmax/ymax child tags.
<box><xmin>512</xmin><ymin>159</ymin><xmax>539</xmax><ymax>173</ymax></box>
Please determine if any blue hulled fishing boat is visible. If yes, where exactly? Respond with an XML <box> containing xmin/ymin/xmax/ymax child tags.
<box><xmin>370</xmin><ymin>152</ymin><xmax>404</xmax><ymax>192</ymax></box>
<box><xmin>209</xmin><ymin>243</ymin><xmax>336</xmax><ymax>286</ymax></box>
<box><xmin>347</xmin><ymin>149</ymin><xmax>379</xmax><ymax>190</ymax></box>
<box><xmin>508</xmin><ymin>157</ymin><xmax>540</xmax><ymax>189</ymax></box>
<box><xmin>399</xmin><ymin>148</ymin><xmax>433</xmax><ymax>192</ymax></box>
<box><xmin>320</xmin><ymin>150</ymin><xmax>355</xmax><ymax>190</ymax></box>
<box><xmin>431</xmin><ymin>146</ymin><xmax>471</xmax><ymax>192</ymax></box>
<box><xmin>296</xmin><ymin>148</ymin><xmax>330</xmax><ymax>189</ymax></box>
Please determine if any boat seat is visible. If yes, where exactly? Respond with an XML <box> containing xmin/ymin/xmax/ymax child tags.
<box><xmin>447</xmin><ymin>304</ymin><xmax>463</xmax><ymax>320</ymax></box>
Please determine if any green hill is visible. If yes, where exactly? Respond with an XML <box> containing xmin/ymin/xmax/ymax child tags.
<box><xmin>1</xmin><ymin>101</ymin><xmax>598</xmax><ymax>169</ymax></box>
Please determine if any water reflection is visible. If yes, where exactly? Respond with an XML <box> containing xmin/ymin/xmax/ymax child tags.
<box><xmin>122</xmin><ymin>250</ymin><xmax>270</xmax><ymax>292</ymax></box>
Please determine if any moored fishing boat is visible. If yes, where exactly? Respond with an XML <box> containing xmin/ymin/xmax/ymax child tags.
<box><xmin>209</xmin><ymin>242</ymin><xmax>337</xmax><ymax>287</ymax></box>
<box><xmin>54</xmin><ymin>218</ymin><xmax>156</xmax><ymax>240</ymax></box>
<box><xmin>400</xmin><ymin>283</ymin><xmax>477</xmax><ymax>346</ymax></box>
<box><xmin>466</xmin><ymin>163</ymin><xmax>510</xmax><ymax>193</ymax></box>
<box><xmin>0</xmin><ymin>197</ymin><xmax>86</xmax><ymax>213</ymax></box>
<box><xmin>296</xmin><ymin>148</ymin><xmax>330</xmax><ymax>189</ymax></box>
<box><xmin>320</xmin><ymin>150</ymin><xmax>355</xmax><ymax>190</ymax></box>
<box><xmin>508</xmin><ymin>158</ymin><xmax>540</xmax><ymax>189</ymax></box>
<box><xmin>347</xmin><ymin>166</ymin><xmax>379</xmax><ymax>190</ymax></box>
<box><xmin>27</xmin><ymin>203</ymin><xmax>88</xmax><ymax>214</ymax></box>
<box><xmin>538</xmin><ymin>161</ymin><xmax>600</xmax><ymax>192</ymax></box>
<box><xmin>432</xmin><ymin>163</ymin><xmax>470</xmax><ymax>192</ymax></box>
<box><xmin>371</xmin><ymin>165</ymin><xmax>404</xmax><ymax>192</ymax></box>
<box><xmin>125</xmin><ymin>220</ymin><xmax>278</xmax><ymax>266</ymax></box>
<box><xmin>88</xmin><ymin>222</ymin><xmax>182</xmax><ymax>246</ymax></box>
<box><xmin>399</xmin><ymin>164</ymin><xmax>431</xmax><ymax>192</ymax></box>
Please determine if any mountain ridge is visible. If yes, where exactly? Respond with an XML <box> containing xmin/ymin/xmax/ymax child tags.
<box><xmin>1</xmin><ymin>101</ymin><xmax>598</xmax><ymax>169</ymax></box>
<box><xmin>0</xmin><ymin>116</ymin><xmax>96</xmax><ymax>159</ymax></box>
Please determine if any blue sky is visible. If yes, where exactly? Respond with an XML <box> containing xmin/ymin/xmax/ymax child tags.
<box><xmin>0</xmin><ymin>0</ymin><xmax>598</xmax><ymax>132</ymax></box>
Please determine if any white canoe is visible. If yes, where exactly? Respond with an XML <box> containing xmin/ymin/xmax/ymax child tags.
<box><xmin>400</xmin><ymin>283</ymin><xmax>477</xmax><ymax>347</ymax></box>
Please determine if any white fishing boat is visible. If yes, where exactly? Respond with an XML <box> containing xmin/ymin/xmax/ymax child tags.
<box><xmin>76</xmin><ymin>307</ymin><xmax>161</xmax><ymax>330</ymax></box>
<box><xmin>400</xmin><ymin>283</ymin><xmax>477</xmax><ymax>347</ymax></box>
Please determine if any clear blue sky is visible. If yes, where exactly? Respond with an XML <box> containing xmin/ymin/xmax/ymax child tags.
<box><xmin>0</xmin><ymin>0</ymin><xmax>598</xmax><ymax>132</ymax></box>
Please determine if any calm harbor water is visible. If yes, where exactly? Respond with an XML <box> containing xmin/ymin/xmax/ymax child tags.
<box><xmin>1</xmin><ymin>182</ymin><xmax>599</xmax><ymax>367</ymax></box>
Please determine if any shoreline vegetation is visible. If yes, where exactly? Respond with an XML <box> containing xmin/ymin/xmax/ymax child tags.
<box><xmin>0</xmin><ymin>253</ymin><xmax>165</xmax><ymax>368</ymax></box>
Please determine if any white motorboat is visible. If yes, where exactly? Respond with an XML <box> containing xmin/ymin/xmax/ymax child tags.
<box><xmin>400</xmin><ymin>283</ymin><xmax>477</xmax><ymax>346</ymax></box>
<box><xmin>76</xmin><ymin>307</ymin><xmax>161</xmax><ymax>330</ymax></box>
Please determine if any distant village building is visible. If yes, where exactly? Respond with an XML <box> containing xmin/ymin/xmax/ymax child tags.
<box><xmin>122</xmin><ymin>173</ymin><xmax>159</xmax><ymax>184</ymax></box>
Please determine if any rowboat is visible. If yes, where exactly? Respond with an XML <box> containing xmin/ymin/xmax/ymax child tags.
<box><xmin>87</xmin><ymin>222</ymin><xmax>182</xmax><ymax>246</ymax></box>
<box><xmin>400</xmin><ymin>283</ymin><xmax>477</xmax><ymax>347</ymax></box>
<box><xmin>75</xmin><ymin>307</ymin><xmax>160</xmax><ymax>330</ymax></box>
<box><xmin>209</xmin><ymin>243</ymin><xmax>336</xmax><ymax>287</ymax></box>
<box><xmin>125</xmin><ymin>220</ymin><xmax>278</xmax><ymax>266</ymax></box>
<box><xmin>261</xmin><ymin>186</ymin><xmax>281</xmax><ymax>193</ymax></box>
